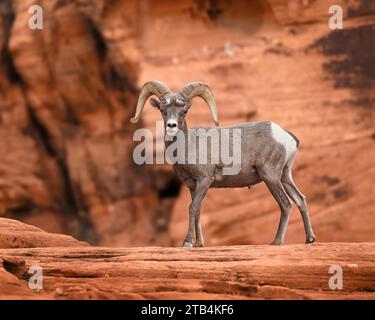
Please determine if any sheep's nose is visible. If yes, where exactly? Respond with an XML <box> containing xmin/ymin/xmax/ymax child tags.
<box><xmin>167</xmin><ymin>122</ymin><xmax>177</xmax><ymax>128</ymax></box>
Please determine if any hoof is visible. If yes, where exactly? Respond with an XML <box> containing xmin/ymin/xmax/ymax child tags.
<box><xmin>194</xmin><ymin>241</ymin><xmax>204</xmax><ymax>247</ymax></box>
<box><xmin>306</xmin><ymin>235</ymin><xmax>316</xmax><ymax>244</ymax></box>
<box><xmin>182</xmin><ymin>240</ymin><xmax>193</xmax><ymax>248</ymax></box>
<box><xmin>271</xmin><ymin>240</ymin><xmax>284</xmax><ymax>245</ymax></box>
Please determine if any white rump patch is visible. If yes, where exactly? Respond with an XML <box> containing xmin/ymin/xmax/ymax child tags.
<box><xmin>270</xmin><ymin>122</ymin><xmax>297</xmax><ymax>157</ymax></box>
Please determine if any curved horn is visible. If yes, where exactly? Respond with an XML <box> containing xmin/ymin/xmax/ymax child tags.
<box><xmin>180</xmin><ymin>82</ymin><xmax>219</xmax><ymax>126</ymax></box>
<box><xmin>130</xmin><ymin>80</ymin><xmax>171</xmax><ymax>124</ymax></box>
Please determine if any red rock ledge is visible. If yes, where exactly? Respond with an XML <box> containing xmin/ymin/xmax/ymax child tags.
<box><xmin>0</xmin><ymin>218</ymin><xmax>374</xmax><ymax>300</ymax></box>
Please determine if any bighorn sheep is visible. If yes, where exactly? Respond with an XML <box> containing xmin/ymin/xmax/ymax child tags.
<box><xmin>131</xmin><ymin>80</ymin><xmax>316</xmax><ymax>247</ymax></box>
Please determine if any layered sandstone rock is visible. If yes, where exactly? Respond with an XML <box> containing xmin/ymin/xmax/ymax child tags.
<box><xmin>0</xmin><ymin>219</ymin><xmax>374</xmax><ymax>299</ymax></box>
<box><xmin>0</xmin><ymin>217</ymin><xmax>88</xmax><ymax>248</ymax></box>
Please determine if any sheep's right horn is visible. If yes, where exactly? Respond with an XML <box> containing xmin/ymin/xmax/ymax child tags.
<box><xmin>180</xmin><ymin>82</ymin><xmax>219</xmax><ymax>126</ymax></box>
<box><xmin>130</xmin><ymin>81</ymin><xmax>171</xmax><ymax>124</ymax></box>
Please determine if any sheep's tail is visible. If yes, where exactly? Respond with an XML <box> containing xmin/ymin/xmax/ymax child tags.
<box><xmin>286</xmin><ymin>130</ymin><xmax>300</xmax><ymax>148</ymax></box>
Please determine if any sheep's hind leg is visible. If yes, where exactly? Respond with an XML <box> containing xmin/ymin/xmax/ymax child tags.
<box><xmin>281</xmin><ymin>167</ymin><xmax>316</xmax><ymax>244</ymax></box>
<box><xmin>257</xmin><ymin>166</ymin><xmax>292</xmax><ymax>245</ymax></box>
<box><xmin>182</xmin><ymin>178</ymin><xmax>212</xmax><ymax>248</ymax></box>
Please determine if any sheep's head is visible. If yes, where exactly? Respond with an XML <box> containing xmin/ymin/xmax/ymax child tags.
<box><xmin>130</xmin><ymin>81</ymin><xmax>219</xmax><ymax>136</ymax></box>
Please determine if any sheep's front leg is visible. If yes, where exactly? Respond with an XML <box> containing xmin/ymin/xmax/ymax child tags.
<box><xmin>182</xmin><ymin>178</ymin><xmax>212</xmax><ymax>248</ymax></box>
<box><xmin>189</xmin><ymin>187</ymin><xmax>204</xmax><ymax>247</ymax></box>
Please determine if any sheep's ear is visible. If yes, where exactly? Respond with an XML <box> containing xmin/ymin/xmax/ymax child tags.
<box><xmin>150</xmin><ymin>98</ymin><xmax>161</xmax><ymax>110</ymax></box>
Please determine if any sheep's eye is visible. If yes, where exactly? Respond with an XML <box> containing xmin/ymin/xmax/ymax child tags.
<box><xmin>175</xmin><ymin>98</ymin><xmax>186</xmax><ymax>106</ymax></box>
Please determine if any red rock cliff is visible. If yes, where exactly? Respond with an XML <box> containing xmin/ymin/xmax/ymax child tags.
<box><xmin>0</xmin><ymin>0</ymin><xmax>374</xmax><ymax>248</ymax></box>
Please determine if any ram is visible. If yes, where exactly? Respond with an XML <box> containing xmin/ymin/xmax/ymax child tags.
<box><xmin>131</xmin><ymin>81</ymin><xmax>316</xmax><ymax>247</ymax></box>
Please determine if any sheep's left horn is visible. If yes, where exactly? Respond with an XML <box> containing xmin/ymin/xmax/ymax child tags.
<box><xmin>180</xmin><ymin>82</ymin><xmax>219</xmax><ymax>126</ymax></box>
<box><xmin>130</xmin><ymin>80</ymin><xmax>171</xmax><ymax>124</ymax></box>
